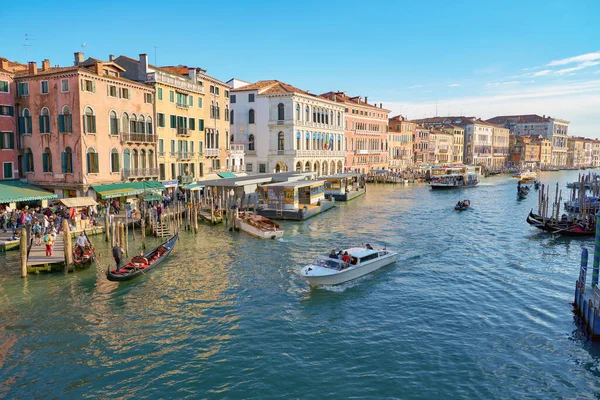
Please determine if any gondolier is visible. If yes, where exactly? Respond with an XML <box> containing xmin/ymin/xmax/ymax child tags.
<box><xmin>112</xmin><ymin>244</ymin><xmax>125</xmax><ymax>273</ymax></box>
<box><xmin>75</xmin><ymin>232</ymin><xmax>89</xmax><ymax>253</ymax></box>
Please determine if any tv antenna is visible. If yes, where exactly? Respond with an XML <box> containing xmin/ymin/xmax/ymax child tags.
<box><xmin>23</xmin><ymin>33</ymin><xmax>36</xmax><ymax>61</ymax></box>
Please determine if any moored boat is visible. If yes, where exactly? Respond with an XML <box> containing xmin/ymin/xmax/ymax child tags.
<box><xmin>301</xmin><ymin>246</ymin><xmax>398</xmax><ymax>286</ymax></box>
<box><xmin>107</xmin><ymin>233</ymin><xmax>178</xmax><ymax>282</ymax></box>
<box><xmin>430</xmin><ymin>166</ymin><xmax>479</xmax><ymax>190</ymax></box>
<box><xmin>235</xmin><ymin>212</ymin><xmax>284</xmax><ymax>240</ymax></box>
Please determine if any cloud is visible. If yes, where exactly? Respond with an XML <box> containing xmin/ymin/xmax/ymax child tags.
<box><xmin>448</xmin><ymin>83</ymin><xmax>460</xmax><ymax>87</ymax></box>
<box><xmin>408</xmin><ymin>84</ymin><xmax>423</xmax><ymax>89</ymax></box>
<box><xmin>531</xmin><ymin>69</ymin><xmax>552</xmax><ymax>77</ymax></box>
<box><xmin>548</xmin><ymin>51</ymin><xmax>600</xmax><ymax>66</ymax></box>
<box><xmin>486</xmin><ymin>81</ymin><xmax>520</xmax><ymax>86</ymax></box>
<box><xmin>556</xmin><ymin>61</ymin><xmax>600</xmax><ymax>75</ymax></box>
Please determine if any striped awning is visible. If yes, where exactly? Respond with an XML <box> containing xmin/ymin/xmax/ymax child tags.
<box><xmin>0</xmin><ymin>180</ymin><xmax>58</xmax><ymax>203</ymax></box>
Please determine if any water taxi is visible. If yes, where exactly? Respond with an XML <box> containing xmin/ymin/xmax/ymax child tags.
<box><xmin>513</xmin><ymin>170</ymin><xmax>537</xmax><ymax>183</ymax></box>
<box><xmin>430</xmin><ymin>166</ymin><xmax>479</xmax><ymax>190</ymax></box>
<box><xmin>235</xmin><ymin>211</ymin><xmax>284</xmax><ymax>240</ymax></box>
<box><xmin>301</xmin><ymin>247</ymin><xmax>398</xmax><ymax>286</ymax></box>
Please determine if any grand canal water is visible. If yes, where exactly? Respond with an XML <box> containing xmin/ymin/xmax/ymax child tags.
<box><xmin>1</xmin><ymin>170</ymin><xmax>600</xmax><ymax>399</ymax></box>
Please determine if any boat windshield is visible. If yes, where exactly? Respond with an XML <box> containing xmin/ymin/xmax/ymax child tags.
<box><xmin>313</xmin><ymin>257</ymin><xmax>345</xmax><ymax>270</ymax></box>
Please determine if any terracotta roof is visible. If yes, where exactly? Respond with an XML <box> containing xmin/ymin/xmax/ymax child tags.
<box><xmin>231</xmin><ymin>80</ymin><xmax>309</xmax><ymax>95</ymax></box>
<box><xmin>14</xmin><ymin>66</ymin><xmax>79</xmax><ymax>77</ymax></box>
<box><xmin>486</xmin><ymin>114</ymin><xmax>550</xmax><ymax>124</ymax></box>
<box><xmin>0</xmin><ymin>58</ymin><xmax>27</xmax><ymax>73</ymax></box>
<box><xmin>320</xmin><ymin>91</ymin><xmax>390</xmax><ymax>112</ymax></box>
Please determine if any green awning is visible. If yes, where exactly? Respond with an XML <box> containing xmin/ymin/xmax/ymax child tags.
<box><xmin>92</xmin><ymin>180</ymin><xmax>165</xmax><ymax>199</ymax></box>
<box><xmin>182</xmin><ymin>183</ymin><xmax>205</xmax><ymax>191</ymax></box>
<box><xmin>0</xmin><ymin>180</ymin><xmax>58</xmax><ymax>203</ymax></box>
<box><xmin>217</xmin><ymin>172</ymin><xmax>237</xmax><ymax>178</ymax></box>
<box><xmin>142</xmin><ymin>194</ymin><xmax>162</xmax><ymax>201</ymax></box>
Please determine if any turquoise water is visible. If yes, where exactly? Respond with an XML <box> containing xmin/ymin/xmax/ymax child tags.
<box><xmin>1</xmin><ymin>171</ymin><xmax>600</xmax><ymax>399</ymax></box>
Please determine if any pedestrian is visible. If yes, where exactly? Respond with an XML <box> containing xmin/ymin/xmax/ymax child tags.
<box><xmin>32</xmin><ymin>222</ymin><xmax>42</xmax><ymax>246</ymax></box>
<box><xmin>0</xmin><ymin>211</ymin><xmax>6</xmax><ymax>233</ymax></box>
<box><xmin>44</xmin><ymin>231</ymin><xmax>54</xmax><ymax>257</ymax></box>
<box><xmin>112</xmin><ymin>244</ymin><xmax>125</xmax><ymax>273</ymax></box>
<box><xmin>157</xmin><ymin>204</ymin><xmax>163</xmax><ymax>222</ymax></box>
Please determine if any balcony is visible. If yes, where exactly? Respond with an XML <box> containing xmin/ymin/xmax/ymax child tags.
<box><xmin>146</xmin><ymin>71</ymin><xmax>204</xmax><ymax>94</ymax></box>
<box><xmin>158</xmin><ymin>151</ymin><xmax>165</xmax><ymax>157</ymax></box>
<box><xmin>121</xmin><ymin>132</ymin><xmax>157</xmax><ymax>144</ymax></box>
<box><xmin>355</xmin><ymin>129</ymin><xmax>382</xmax><ymax>135</ymax></box>
<box><xmin>296</xmin><ymin>150</ymin><xmax>345</xmax><ymax>157</ymax></box>
<box><xmin>175</xmin><ymin>151</ymin><xmax>194</xmax><ymax>160</ymax></box>
<box><xmin>121</xmin><ymin>168</ymin><xmax>159</xmax><ymax>180</ymax></box>
<box><xmin>176</xmin><ymin>102</ymin><xmax>189</xmax><ymax>109</ymax></box>
<box><xmin>268</xmin><ymin>119</ymin><xmax>294</xmax><ymax>126</ymax></box>
<box><xmin>354</xmin><ymin>149</ymin><xmax>385</xmax><ymax>155</ymax></box>
<box><xmin>229</xmin><ymin>143</ymin><xmax>245</xmax><ymax>155</ymax></box>
<box><xmin>176</xmin><ymin>127</ymin><xmax>189</xmax><ymax>136</ymax></box>
<box><xmin>205</xmin><ymin>148</ymin><xmax>220</xmax><ymax>157</ymax></box>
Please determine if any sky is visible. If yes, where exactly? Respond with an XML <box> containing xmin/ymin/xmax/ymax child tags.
<box><xmin>2</xmin><ymin>0</ymin><xmax>600</xmax><ymax>136</ymax></box>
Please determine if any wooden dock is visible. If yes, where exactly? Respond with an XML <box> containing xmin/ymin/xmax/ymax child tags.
<box><xmin>26</xmin><ymin>234</ymin><xmax>66</xmax><ymax>271</ymax></box>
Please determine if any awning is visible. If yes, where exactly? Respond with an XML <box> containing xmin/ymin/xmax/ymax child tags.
<box><xmin>0</xmin><ymin>180</ymin><xmax>58</xmax><ymax>203</ymax></box>
<box><xmin>59</xmin><ymin>196</ymin><xmax>98</xmax><ymax>208</ymax></box>
<box><xmin>182</xmin><ymin>183</ymin><xmax>205</xmax><ymax>191</ymax></box>
<box><xmin>92</xmin><ymin>181</ymin><xmax>165</xmax><ymax>199</ymax></box>
<box><xmin>161</xmin><ymin>180</ymin><xmax>179</xmax><ymax>188</ymax></box>
<box><xmin>142</xmin><ymin>194</ymin><xmax>162</xmax><ymax>201</ymax></box>
<box><xmin>217</xmin><ymin>172</ymin><xmax>237</xmax><ymax>178</ymax></box>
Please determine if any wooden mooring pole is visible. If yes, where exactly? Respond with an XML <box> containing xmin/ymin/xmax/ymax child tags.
<box><xmin>141</xmin><ymin>217</ymin><xmax>146</xmax><ymax>249</ymax></box>
<box><xmin>20</xmin><ymin>227</ymin><xmax>27</xmax><ymax>278</ymax></box>
<box><xmin>63</xmin><ymin>219</ymin><xmax>72</xmax><ymax>269</ymax></box>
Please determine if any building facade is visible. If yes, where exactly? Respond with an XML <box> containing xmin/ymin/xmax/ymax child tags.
<box><xmin>491</xmin><ymin>125</ymin><xmax>510</xmax><ymax>169</ymax></box>
<box><xmin>229</xmin><ymin>80</ymin><xmax>345</xmax><ymax>175</ymax></box>
<box><xmin>413</xmin><ymin>126</ymin><xmax>430</xmax><ymax>165</ymax></box>
<box><xmin>0</xmin><ymin>58</ymin><xmax>24</xmax><ymax>180</ymax></box>
<box><xmin>439</xmin><ymin>124</ymin><xmax>464</xmax><ymax>164</ymax></box>
<box><xmin>428</xmin><ymin>128</ymin><xmax>454</xmax><ymax>164</ymax></box>
<box><xmin>320</xmin><ymin>91</ymin><xmax>389</xmax><ymax>173</ymax></box>
<box><xmin>14</xmin><ymin>54</ymin><xmax>156</xmax><ymax>197</ymax></box>
<box><xmin>388</xmin><ymin>115</ymin><xmax>414</xmax><ymax>170</ymax></box>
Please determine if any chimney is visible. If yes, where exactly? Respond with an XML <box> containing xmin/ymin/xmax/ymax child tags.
<box><xmin>74</xmin><ymin>52</ymin><xmax>84</xmax><ymax>66</ymax></box>
<box><xmin>188</xmin><ymin>67</ymin><xmax>197</xmax><ymax>83</ymax></box>
<box><xmin>28</xmin><ymin>61</ymin><xmax>37</xmax><ymax>75</ymax></box>
<box><xmin>0</xmin><ymin>59</ymin><xmax>8</xmax><ymax>71</ymax></box>
<box><xmin>380</xmin><ymin>103</ymin><xmax>383</xmax><ymax>108</ymax></box>
<box><xmin>139</xmin><ymin>53</ymin><xmax>148</xmax><ymax>81</ymax></box>
<box><xmin>109</xmin><ymin>54</ymin><xmax>115</xmax><ymax>61</ymax></box>
<box><xmin>41</xmin><ymin>59</ymin><xmax>50</xmax><ymax>71</ymax></box>
<box><xmin>365</xmin><ymin>96</ymin><xmax>368</xmax><ymax>104</ymax></box>
<box><xmin>95</xmin><ymin>60</ymin><xmax>104</xmax><ymax>75</ymax></box>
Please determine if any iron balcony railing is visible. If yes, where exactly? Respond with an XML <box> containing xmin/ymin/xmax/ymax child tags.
<box><xmin>121</xmin><ymin>132</ymin><xmax>157</xmax><ymax>143</ymax></box>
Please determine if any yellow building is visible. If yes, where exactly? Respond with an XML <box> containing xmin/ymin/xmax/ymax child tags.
<box><xmin>540</xmin><ymin>138</ymin><xmax>552</xmax><ymax>167</ymax></box>
<box><xmin>440</xmin><ymin>124</ymin><xmax>464</xmax><ymax>164</ymax></box>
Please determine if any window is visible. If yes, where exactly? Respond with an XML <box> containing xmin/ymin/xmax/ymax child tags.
<box><xmin>259</xmin><ymin>163</ymin><xmax>266</xmax><ymax>173</ymax></box>
<box><xmin>59</xmin><ymin>106</ymin><xmax>72</xmax><ymax>133</ymax></box>
<box><xmin>230</xmin><ymin>95</ymin><xmax>236</xmax><ymax>103</ymax></box>
<box><xmin>229</xmin><ymin>109</ymin><xmax>233</xmax><ymax>124</ymax></box>
<box><xmin>198</xmin><ymin>119</ymin><xmax>204</xmax><ymax>131</ymax></box>
<box><xmin>249</xmin><ymin>93</ymin><xmax>255</xmax><ymax>102</ymax></box>
<box><xmin>147</xmin><ymin>116</ymin><xmax>153</xmax><ymax>134</ymax></box>
<box><xmin>0</xmin><ymin>132</ymin><xmax>14</xmax><ymax>149</ymax></box>
<box><xmin>19</xmin><ymin>109</ymin><xmax>32</xmax><ymax>134</ymax></box>
<box><xmin>189</xmin><ymin>95</ymin><xmax>193</xmax><ymax>107</ymax></box>
<box><xmin>0</xmin><ymin>81</ymin><xmax>8</xmax><ymax>93</ymax></box>
<box><xmin>83</xmin><ymin>107</ymin><xmax>96</xmax><ymax>133</ymax></box>
<box><xmin>120</xmin><ymin>88</ymin><xmax>130</xmax><ymax>99</ymax></box>
<box><xmin>62</xmin><ymin>147</ymin><xmax>73</xmax><ymax>173</ymax></box>
<box><xmin>246</xmin><ymin>163</ymin><xmax>253</xmax><ymax>172</ymax></box>
<box><xmin>277</xmin><ymin>103</ymin><xmax>284</xmax><ymax>121</ymax></box>
<box><xmin>158</xmin><ymin>113</ymin><xmax>165</xmax><ymax>128</ymax></box>
<box><xmin>278</xmin><ymin>132</ymin><xmax>284</xmax><ymax>151</ymax></box>
<box><xmin>40</xmin><ymin>81</ymin><xmax>49</xmax><ymax>94</ymax></box>
<box><xmin>225</xmin><ymin>90</ymin><xmax>230</xmax><ymax>99</ymax></box>
<box><xmin>82</xmin><ymin>79</ymin><xmax>94</xmax><ymax>92</ymax></box>
<box><xmin>18</xmin><ymin>82</ymin><xmax>29</xmax><ymax>96</ymax></box>
<box><xmin>24</xmin><ymin>148</ymin><xmax>34</xmax><ymax>172</ymax></box>
<box><xmin>110</xmin><ymin>149</ymin><xmax>120</xmax><ymax>173</ymax></box>
<box><xmin>42</xmin><ymin>148</ymin><xmax>52</xmax><ymax>173</ymax></box>
<box><xmin>170</xmin><ymin>115</ymin><xmax>176</xmax><ymax>129</ymax></box>
<box><xmin>3</xmin><ymin>162</ymin><xmax>13</xmax><ymax>179</ymax></box>
<box><xmin>108</xmin><ymin>85</ymin><xmax>118</xmax><ymax>97</ymax></box>
<box><xmin>121</xmin><ymin>112</ymin><xmax>129</xmax><ymax>133</ymax></box>
<box><xmin>157</xmin><ymin>87</ymin><xmax>163</xmax><ymax>100</ymax></box>
<box><xmin>215</xmin><ymin>87</ymin><xmax>220</xmax><ymax>96</ymax></box>
<box><xmin>158</xmin><ymin>139</ymin><xmax>164</xmax><ymax>154</ymax></box>
<box><xmin>109</xmin><ymin>110</ymin><xmax>119</xmax><ymax>135</ymax></box>
<box><xmin>169</xmin><ymin>90</ymin><xmax>174</xmax><ymax>103</ymax></box>
<box><xmin>189</xmin><ymin>118</ymin><xmax>195</xmax><ymax>131</ymax></box>
<box><xmin>305</xmin><ymin>106</ymin><xmax>309</xmax><ymax>121</ymax></box>
<box><xmin>296</xmin><ymin>105</ymin><xmax>300</xmax><ymax>120</ymax></box>
<box><xmin>86</xmin><ymin>148</ymin><xmax>99</xmax><ymax>173</ymax></box>
<box><xmin>170</xmin><ymin>139</ymin><xmax>175</xmax><ymax>153</ymax></box>
<box><xmin>130</xmin><ymin>114</ymin><xmax>138</xmax><ymax>133</ymax></box>
<box><xmin>249</xmin><ymin>109</ymin><xmax>255</xmax><ymax>124</ymax></box>
<box><xmin>0</xmin><ymin>105</ymin><xmax>14</xmax><ymax>116</ymax></box>
<box><xmin>210</xmin><ymin>85</ymin><xmax>215</xmax><ymax>94</ymax></box>
<box><xmin>138</xmin><ymin>115</ymin><xmax>145</xmax><ymax>134</ymax></box>
<box><xmin>39</xmin><ymin>108</ymin><xmax>50</xmax><ymax>134</ymax></box>
<box><xmin>198</xmin><ymin>97</ymin><xmax>203</xmax><ymax>108</ymax></box>
<box><xmin>123</xmin><ymin>149</ymin><xmax>131</xmax><ymax>170</ymax></box>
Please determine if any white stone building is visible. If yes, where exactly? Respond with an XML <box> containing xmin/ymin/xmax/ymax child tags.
<box><xmin>227</xmin><ymin>80</ymin><xmax>345</xmax><ymax>175</ymax></box>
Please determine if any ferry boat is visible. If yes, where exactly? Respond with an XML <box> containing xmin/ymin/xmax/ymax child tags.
<box><xmin>430</xmin><ymin>166</ymin><xmax>479</xmax><ymax>190</ymax></box>
<box><xmin>513</xmin><ymin>170</ymin><xmax>537</xmax><ymax>183</ymax></box>
<box><xmin>301</xmin><ymin>246</ymin><xmax>398</xmax><ymax>286</ymax></box>
<box><xmin>235</xmin><ymin>211</ymin><xmax>284</xmax><ymax>240</ymax></box>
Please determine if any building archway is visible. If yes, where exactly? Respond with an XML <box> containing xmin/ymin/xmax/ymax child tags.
<box><xmin>275</xmin><ymin>161</ymin><xmax>288</xmax><ymax>173</ymax></box>
<box><xmin>330</xmin><ymin>161</ymin><xmax>335</xmax><ymax>175</ymax></box>
<box><xmin>295</xmin><ymin>161</ymin><xmax>302</xmax><ymax>171</ymax></box>
<box><xmin>337</xmin><ymin>161</ymin><xmax>343</xmax><ymax>174</ymax></box>
<box><xmin>313</xmin><ymin>161</ymin><xmax>319</xmax><ymax>173</ymax></box>
<box><xmin>304</xmin><ymin>161</ymin><xmax>311</xmax><ymax>171</ymax></box>
<box><xmin>322</xmin><ymin>162</ymin><xmax>328</xmax><ymax>176</ymax></box>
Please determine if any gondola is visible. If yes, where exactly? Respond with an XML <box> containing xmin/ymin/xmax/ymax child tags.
<box><xmin>454</xmin><ymin>200</ymin><xmax>470</xmax><ymax>211</ymax></box>
<box><xmin>106</xmin><ymin>233</ymin><xmax>178</xmax><ymax>282</ymax></box>
<box><xmin>526</xmin><ymin>210</ymin><xmax>595</xmax><ymax>236</ymax></box>
<box><xmin>73</xmin><ymin>230</ymin><xmax>96</xmax><ymax>269</ymax></box>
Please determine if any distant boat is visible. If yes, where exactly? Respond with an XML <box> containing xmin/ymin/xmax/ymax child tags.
<box><xmin>430</xmin><ymin>166</ymin><xmax>479</xmax><ymax>190</ymax></box>
<box><xmin>454</xmin><ymin>200</ymin><xmax>470</xmax><ymax>211</ymax></box>
<box><xmin>235</xmin><ymin>212</ymin><xmax>284</xmax><ymax>240</ymax></box>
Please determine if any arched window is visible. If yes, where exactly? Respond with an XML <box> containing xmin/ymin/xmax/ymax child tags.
<box><xmin>139</xmin><ymin>115</ymin><xmax>146</xmax><ymax>134</ymax></box>
<box><xmin>24</xmin><ymin>148</ymin><xmax>34</xmax><ymax>172</ymax></box>
<box><xmin>40</xmin><ymin>107</ymin><xmax>50</xmax><ymax>134</ymax></box>
<box><xmin>305</xmin><ymin>106</ymin><xmax>309</xmax><ymax>121</ymax></box>
<box><xmin>83</xmin><ymin>106</ymin><xmax>96</xmax><ymax>134</ymax></box>
<box><xmin>148</xmin><ymin>150</ymin><xmax>155</xmax><ymax>169</ymax></box>
<box><xmin>59</xmin><ymin>106</ymin><xmax>72</xmax><ymax>134</ymax></box>
<box><xmin>130</xmin><ymin>113</ymin><xmax>137</xmax><ymax>133</ymax></box>
<box><xmin>215</xmin><ymin>103</ymin><xmax>220</xmax><ymax>119</ymax></box>
<box><xmin>109</xmin><ymin>110</ymin><xmax>119</xmax><ymax>136</ymax></box>
<box><xmin>110</xmin><ymin>148</ymin><xmax>120</xmax><ymax>173</ymax></box>
<box><xmin>122</xmin><ymin>112</ymin><xmax>129</xmax><ymax>133</ymax></box>
<box><xmin>248</xmin><ymin>134</ymin><xmax>255</xmax><ymax>151</ymax></box>
<box><xmin>296</xmin><ymin>104</ymin><xmax>300</xmax><ymax>120</ymax></box>
<box><xmin>278</xmin><ymin>131</ymin><xmax>284</xmax><ymax>151</ymax></box>
<box><xmin>230</xmin><ymin>109</ymin><xmax>234</xmax><ymax>125</ymax></box>
<box><xmin>21</xmin><ymin>108</ymin><xmax>32</xmax><ymax>134</ymax></box>
<box><xmin>42</xmin><ymin>147</ymin><xmax>52</xmax><ymax>172</ymax></box>
<box><xmin>147</xmin><ymin>116</ymin><xmax>153</xmax><ymax>135</ymax></box>
<box><xmin>306</xmin><ymin>132</ymin><xmax>310</xmax><ymax>150</ymax></box>
<box><xmin>249</xmin><ymin>109</ymin><xmax>255</xmax><ymax>124</ymax></box>
<box><xmin>330</xmin><ymin>111</ymin><xmax>333</xmax><ymax>125</ymax></box>
<box><xmin>337</xmin><ymin>112</ymin><xmax>341</xmax><ymax>126</ymax></box>
<box><xmin>132</xmin><ymin>149</ymin><xmax>139</xmax><ymax>170</ymax></box>
<box><xmin>123</xmin><ymin>149</ymin><xmax>131</xmax><ymax>170</ymax></box>
<box><xmin>61</xmin><ymin>147</ymin><xmax>73</xmax><ymax>173</ymax></box>
<box><xmin>277</xmin><ymin>103</ymin><xmax>284</xmax><ymax>121</ymax></box>
<box><xmin>230</xmin><ymin>134</ymin><xmax>234</xmax><ymax>143</ymax></box>
<box><xmin>225</xmin><ymin>107</ymin><xmax>230</xmax><ymax>122</ymax></box>
<box><xmin>296</xmin><ymin>131</ymin><xmax>301</xmax><ymax>150</ymax></box>
<box><xmin>86</xmin><ymin>147</ymin><xmax>98</xmax><ymax>173</ymax></box>
<box><xmin>140</xmin><ymin>149</ymin><xmax>147</xmax><ymax>169</ymax></box>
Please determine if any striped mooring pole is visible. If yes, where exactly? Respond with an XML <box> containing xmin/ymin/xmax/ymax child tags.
<box><xmin>593</xmin><ymin>213</ymin><xmax>600</xmax><ymax>287</ymax></box>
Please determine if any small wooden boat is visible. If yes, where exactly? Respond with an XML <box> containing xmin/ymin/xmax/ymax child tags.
<box><xmin>235</xmin><ymin>211</ymin><xmax>284</xmax><ymax>239</ymax></box>
<box><xmin>454</xmin><ymin>200</ymin><xmax>470</xmax><ymax>211</ymax></box>
<box><xmin>526</xmin><ymin>210</ymin><xmax>595</xmax><ymax>236</ymax></box>
<box><xmin>73</xmin><ymin>231</ymin><xmax>95</xmax><ymax>268</ymax></box>
<box><xmin>107</xmin><ymin>233</ymin><xmax>178</xmax><ymax>282</ymax></box>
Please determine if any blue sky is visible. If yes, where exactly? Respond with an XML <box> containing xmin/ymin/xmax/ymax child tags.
<box><xmin>3</xmin><ymin>0</ymin><xmax>600</xmax><ymax>135</ymax></box>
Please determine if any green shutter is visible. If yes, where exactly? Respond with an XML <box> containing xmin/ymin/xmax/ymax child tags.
<box><xmin>199</xmin><ymin>119</ymin><xmax>204</xmax><ymax>131</ymax></box>
<box><xmin>198</xmin><ymin>97</ymin><xmax>202</xmax><ymax>108</ymax></box>
<box><xmin>158</xmin><ymin>87</ymin><xmax>162</xmax><ymax>100</ymax></box>
<box><xmin>92</xmin><ymin>81</ymin><xmax>96</xmax><ymax>93</ymax></box>
<box><xmin>0</xmin><ymin>133</ymin><xmax>4</xmax><ymax>149</ymax></box>
<box><xmin>170</xmin><ymin>115</ymin><xmax>176</xmax><ymax>128</ymax></box>
<box><xmin>18</xmin><ymin>117</ymin><xmax>25</xmax><ymax>134</ymax></box>
<box><xmin>39</xmin><ymin>115</ymin><xmax>44</xmax><ymax>133</ymax></box>
<box><xmin>91</xmin><ymin>116</ymin><xmax>96</xmax><ymax>133</ymax></box>
<box><xmin>42</xmin><ymin>153</ymin><xmax>48</xmax><ymax>171</ymax></box>
<box><xmin>67</xmin><ymin>115</ymin><xmax>72</xmax><ymax>133</ymax></box>
<box><xmin>94</xmin><ymin>153</ymin><xmax>99</xmax><ymax>172</ymax></box>
<box><xmin>189</xmin><ymin>118</ymin><xmax>195</xmax><ymax>130</ymax></box>
<box><xmin>8</xmin><ymin>106</ymin><xmax>14</xmax><ymax>116</ymax></box>
<box><xmin>27</xmin><ymin>117</ymin><xmax>32</xmax><ymax>133</ymax></box>
<box><xmin>58</xmin><ymin>115</ymin><xmax>65</xmax><ymax>133</ymax></box>
<box><xmin>169</xmin><ymin>91</ymin><xmax>174</xmax><ymax>103</ymax></box>
<box><xmin>9</xmin><ymin>132</ymin><xmax>14</xmax><ymax>149</ymax></box>
<box><xmin>61</xmin><ymin>152</ymin><xmax>67</xmax><ymax>173</ymax></box>
<box><xmin>189</xmin><ymin>96</ymin><xmax>194</xmax><ymax>107</ymax></box>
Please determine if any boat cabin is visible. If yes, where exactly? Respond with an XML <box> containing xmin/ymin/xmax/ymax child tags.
<box><xmin>257</xmin><ymin>180</ymin><xmax>335</xmax><ymax>220</ymax></box>
<box><xmin>322</xmin><ymin>173</ymin><xmax>366</xmax><ymax>201</ymax></box>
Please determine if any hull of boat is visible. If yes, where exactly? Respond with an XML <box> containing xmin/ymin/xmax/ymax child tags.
<box><xmin>303</xmin><ymin>253</ymin><xmax>399</xmax><ymax>286</ymax></box>
<box><xmin>237</xmin><ymin>219</ymin><xmax>284</xmax><ymax>239</ymax></box>
<box><xmin>431</xmin><ymin>183</ymin><xmax>478</xmax><ymax>190</ymax></box>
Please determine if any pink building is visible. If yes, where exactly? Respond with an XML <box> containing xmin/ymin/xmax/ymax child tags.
<box><xmin>0</xmin><ymin>58</ymin><xmax>26</xmax><ymax>180</ymax></box>
<box><xmin>14</xmin><ymin>53</ymin><xmax>156</xmax><ymax>198</ymax></box>
<box><xmin>320</xmin><ymin>91</ymin><xmax>389</xmax><ymax>173</ymax></box>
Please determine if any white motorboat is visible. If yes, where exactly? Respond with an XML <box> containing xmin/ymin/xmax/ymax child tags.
<box><xmin>513</xmin><ymin>170</ymin><xmax>537</xmax><ymax>183</ymax></box>
<box><xmin>301</xmin><ymin>247</ymin><xmax>399</xmax><ymax>286</ymax></box>
<box><xmin>235</xmin><ymin>211</ymin><xmax>284</xmax><ymax>240</ymax></box>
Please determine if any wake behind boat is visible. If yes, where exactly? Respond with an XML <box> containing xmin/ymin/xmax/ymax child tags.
<box><xmin>301</xmin><ymin>246</ymin><xmax>398</xmax><ymax>286</ymax></box>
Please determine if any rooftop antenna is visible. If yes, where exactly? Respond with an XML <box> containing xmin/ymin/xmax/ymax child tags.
<box><xmin>81</xmin><ymin>41</ymin><xmax>87</xmax><ymax>49</ymax></box>
<box><xmin>23</xmin><ymin>33</ymin><xmax>36</xmax><ymax>61</ymax></box>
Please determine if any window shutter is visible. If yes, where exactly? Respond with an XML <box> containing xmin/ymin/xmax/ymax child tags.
<box><xmin>39</xmin><ymin>116</ymin><xmax>44</xmax><ymax>133</ymax></box>
<box><xmin>81</xmin><ymin>79</ymin><xmax>85</xmax><ymax>89</ymax></box>
<box><xmin>94</xmin><ymin>153</ymin><xmax>99</xmax><ymax>172</ymax></box>
<box><xmin>67</xmin><ymin>115</ymin><xmax>72</xmax><ymax>133</ymax></box>
<box><xmin>18</xmin><ymin>117</ymin><xmax>25</xmax><ymax>134</ymax></box>
<box><xmin>9</xmin><ymin>132</ymin><xmax>14</xmax><ymax>149</ymax></box>
<box><xmin>189</xmin><ymin>118</ymin><xmax>195</xmax><ymax>130</ymax></box>
<box><xmin>0</xmin><ymin>133</ymin><xmax>4</xmax><ymax>149</ymax></box>
<box><xmin>61</xmin><ymin>152</ymin><xmax>67</xmax><ymax>172</ymax></box>
<box><xmin>189</xmin><ymin>96</ymin><xmax>193</xmax><ymax>107</ymax></box>
<box><xmin>92</xmin><ymin>81</ymin><xmax>96</xmax><ymax>93</ymax></box>
<box><xmin>86</xmin><ymin>153</ymin><xmax>90</xmax><ymax>173</ymax></box>
<box><xmin>199</xmin><ymin>119</ymin><xmax>204</xmax><ymax>131</ymax></box>
<box><xmin>91</xmin><ymin>116</ymin><xmax>96</xmax><ymax>133</ymax></box>
<box><xmin>42</xmin><ymin>153</ymin><xmax>48</xmax><ymax>171</ymax></box>
<box><xmin>170</xmin><ymin>115</ymin><xmax>176</xmax><ymax>128</ymax></box>
<box><xmin>58</xmin><ymin>115</ymin><xmax>65</xmax><ymax>133</ymax></box>
<box><xmin>8</xmin><ymin>106</ymin><xmax>14</xmax><ymax>116</ymax></box>
<box><xmin>27</xmin><ymin>117</ymin><xmax>32</xmax><ymax>133</ymax></box>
